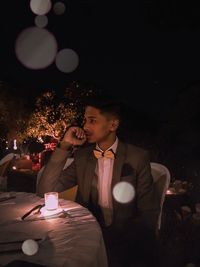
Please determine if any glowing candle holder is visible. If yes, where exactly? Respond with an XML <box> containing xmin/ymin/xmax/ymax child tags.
<box><xmin>44</xmin><ymin>192</ymin><xmax>58</xmax><ymax>211</ymax></box>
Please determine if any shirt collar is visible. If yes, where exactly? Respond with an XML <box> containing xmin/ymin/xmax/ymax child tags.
<box><xmin>96</xmin><ymin>137</ymin><xmax>118</xmax><ymax>153</ymax></box>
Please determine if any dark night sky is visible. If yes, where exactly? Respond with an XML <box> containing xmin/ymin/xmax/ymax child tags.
<box><xmin>1</xmin><ymin>0</ymin><xmax>200</xmax><ymax>118</ymax></box>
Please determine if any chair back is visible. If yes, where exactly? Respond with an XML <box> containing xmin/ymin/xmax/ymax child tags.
<box><xmin>0</xmin><ymin>159</ymin><xmax>14</xmax><ymax>191</ymax></box>
<box><xmin>0</xmin><ymin>153</ymin><xmax>15</xmax><ymax>166</ymax></box>
<box><xmin>0</xmin><ymin>160</ymin><xmax>13</xmax><ymax>177</ymax></box>
<box><xmin>150</xmin><ymin>162</ymin><xmax>171</xmax><ymax>230</ymax></box>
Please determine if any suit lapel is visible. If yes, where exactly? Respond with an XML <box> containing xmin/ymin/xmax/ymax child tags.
<box><xmin>111</xmin><ymin>141</ymin><xmax>127</xmax><ymax>210</ymax></box>
<box><xmin>82</xmin><ymin>141</ymin><xmax>127</xmax><ymax>208</ymax></box>
<box><xmin>82</xmin><ymin>145</ymin><xmax>97</xmax><ymax>203</ymax></box>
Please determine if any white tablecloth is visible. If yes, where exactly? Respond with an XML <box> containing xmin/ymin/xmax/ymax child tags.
<box><xmin>0</xmin><ymin>192</ymin><xmax>108</xmax><ymax>267</ymax></box>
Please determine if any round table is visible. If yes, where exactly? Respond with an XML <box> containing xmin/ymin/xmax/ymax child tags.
<box><xmin>0</xmin><ymin>192</ymin><xmax>108</xmax><ymax>267</ymax></box>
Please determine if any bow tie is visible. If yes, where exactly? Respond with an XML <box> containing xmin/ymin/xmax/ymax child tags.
<box><xmin>93</xmin><ymin>149</ymin><xmax>116</xmax><ymax>159</ymax></box>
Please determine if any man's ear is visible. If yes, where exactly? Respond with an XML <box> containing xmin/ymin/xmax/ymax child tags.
<box><xmin>110</xmin><ymin>119</ymin><xmax>119</xmax><ymax>131</ymax></box>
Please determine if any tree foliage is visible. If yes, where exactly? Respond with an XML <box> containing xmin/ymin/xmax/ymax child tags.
<box><xmin>0</xmin><ymin>81</ymin><xmax>31</xmax><ymax>144</ymax></box>
<box><xmin>20</xmin><ymin>81</ymin><xmax>95</xmax><ymax>142</ymax></box>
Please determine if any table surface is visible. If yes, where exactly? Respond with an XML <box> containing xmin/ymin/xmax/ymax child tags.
<box><xmin>0</xmin><ymin>192</ymin><xmax>108</xmax><ymax>267</ymax></box>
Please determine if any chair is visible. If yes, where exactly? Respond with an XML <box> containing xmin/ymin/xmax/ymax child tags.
<box><xmin>150</xmin><ymin>162</ymin><xmax>171</xmax><ymax>231</ymax></box>
<box><xmin>59</xmin><ymin>186</ymin><xmax>78</xmax><ymax>202</ymax></box>
<box><xmin>0</xmin><ymin>153</ymin><xmax>15</xmax><ymax>166</ymax></box>
<box><xmin>0</xmin><ymin>160</ymin><xmax>13</xmax><ymax>177</ymax></box>
<box><xmin>0</xmin><ymin>159</ymin><xmax>14</xmax><ymax>191</ymax></box>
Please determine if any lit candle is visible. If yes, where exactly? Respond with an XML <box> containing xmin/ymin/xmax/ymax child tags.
<box><xmin>44</xmin><ymin>192</ymin><xmax>58</xmax><ymax>210</ymax></box>
<box><xmin>166</xmin><ymin>189</ymin><xmax>173</xmax><ymax>195</ymax></box>
<box><xmin>166</xmin><ymin>187</ymin><xmax>176</xmax><ymax>195</ymax></box>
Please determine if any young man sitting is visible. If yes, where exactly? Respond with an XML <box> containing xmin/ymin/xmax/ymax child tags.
<box><xmin>37</xmin><ymin>94</ymin><xmax>159</xmax><ymax>267</ymax></box>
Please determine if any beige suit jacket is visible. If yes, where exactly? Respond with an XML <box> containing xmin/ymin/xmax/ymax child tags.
<box><xmin>37</xmin><ymin>141</ymin><xmax>159</xmax><ymax>230</ymax></box>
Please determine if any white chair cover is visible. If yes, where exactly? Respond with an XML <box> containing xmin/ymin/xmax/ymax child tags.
<box><xmin>0</xmin><ymin>153</ymin><xmax>15</xmax><ymax>166</ymax></box>
<box><xmin>150</xmin><ymin>162</ymin><xmax>171</xmax><ymax>230</ymax></box>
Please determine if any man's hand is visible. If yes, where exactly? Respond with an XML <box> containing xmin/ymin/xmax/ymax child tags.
<box><xmin>62</xmin><ymin>126</ymin><xmax>87</xmax><ymax>147</ymax></box>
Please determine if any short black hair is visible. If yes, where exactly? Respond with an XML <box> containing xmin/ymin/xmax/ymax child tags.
<box><xmin>83</xmin><ymin>93</ymin><xmax>122</xmax><ymax>121</ymax></box>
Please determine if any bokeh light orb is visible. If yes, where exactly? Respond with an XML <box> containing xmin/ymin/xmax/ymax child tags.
<box><xmin>22</xmin><ymin>239</ymin><xmax>39</xmax><ymax>256</ymax></box>
<box><xmin>55</xmin><ymin>48</ymin><xmax>79</xmax><ymax>73</ymax></box>
<box><xmin>53</xmin><ymin>2</ymin><xmax>66</xmax><ymax>15</ymax></box>
<box><xmin>113</xmin><ymin>182</ymin><xmax>135</xmax><ymax>204</ymax></box>
<box><xmin>30</xmin><ymin>0</ymin><xmax>52</xmax><ymax>15</ymax></box>
<box><xmin>35</xmin><ymin>15</ymin><xmax>48</xmax><ymax>28</ymax></box>
<box><xmin>15</xmin><ymin>27</ymin><xmax>57</xmax><ymax>69</ymax></box>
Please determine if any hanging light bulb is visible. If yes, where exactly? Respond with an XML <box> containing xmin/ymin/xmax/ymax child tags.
<box><xmin>13</xmin><ymin>139</ymin><xmax>18</xmax><ymax>150</ymax></box>
<box><xmin>5</xmin><ymin>140</ymin><xmax>9</xmax><ymax>150</ymax></box>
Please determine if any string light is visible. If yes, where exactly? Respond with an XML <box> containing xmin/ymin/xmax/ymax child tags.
<box><xmin>13</xmin><ymin>139</ymin><xmax>18</xmax><ymax>150</ymax></box>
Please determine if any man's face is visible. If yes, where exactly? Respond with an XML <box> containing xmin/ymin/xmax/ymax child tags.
<box><xmin>83</xmin><ymin>106</ymin><xmax>118</xmax><ymax>143</ymax></box>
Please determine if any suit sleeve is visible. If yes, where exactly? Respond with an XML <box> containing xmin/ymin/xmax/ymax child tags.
<box><xmin>36</xmin><ymin>147</ymin><xmax>77</xmax><ymax>197</ymax></box>
<box><xmin>136</xmin><ymin>151</ymin><xmax>160</xmax><ymax>230</ymax></box>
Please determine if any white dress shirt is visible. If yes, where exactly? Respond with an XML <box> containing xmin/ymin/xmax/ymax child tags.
<box><xmin>95</xmin><ymin>137</ymin><xmax>118</xmax><ymax>225</ymax></box>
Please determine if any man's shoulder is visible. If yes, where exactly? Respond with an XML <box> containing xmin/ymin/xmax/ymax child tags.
<box><xmin>123</xmin><ymin>142</ymin><xmax>149</xmax><ymax>156</ymax></box>
<box><xmin>121</xmin><ymin>142</ymin><xmax>151</xmax><ymax>168</ymax></box>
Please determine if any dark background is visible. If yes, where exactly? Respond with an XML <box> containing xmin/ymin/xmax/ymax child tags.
<box><xmin>0</xmin><ymin>1</ymin><xmax>200</xmax><ymax>187</ymax></box>
<box><xmin>1</xmin><ymin>3</ymin><xmax>200</xmax><ymax>265</ymax></box>
<box><xmin>1</xmin><ymin>0</ymin><xmax>200</xmax><ymax>118</ymax></box>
